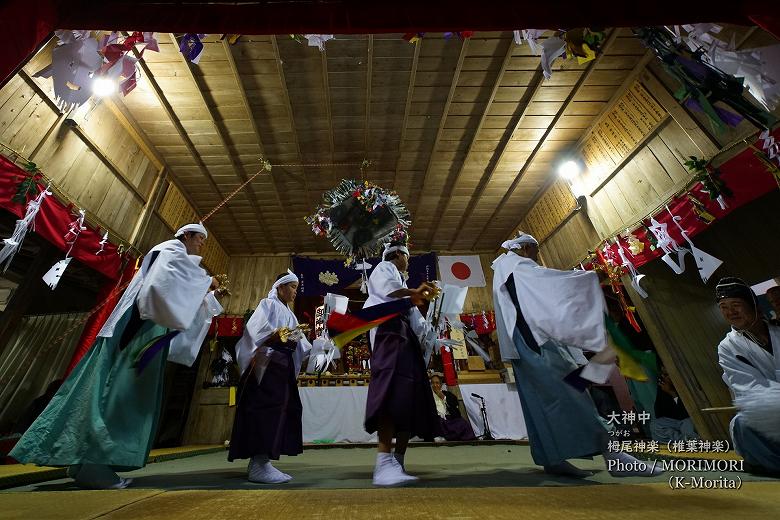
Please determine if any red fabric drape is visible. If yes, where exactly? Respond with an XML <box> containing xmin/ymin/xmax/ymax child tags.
<box><xmin>65</xmin><ymin>259</ymin><xmax>138</xmax><ymax>375</ymax></box>
<box><xmin>0</xmin><ymin>156</ymin><xmax>123</xmax><ymax>279</ymax></box>
<box><xmin>441</xmin><ymin>346</ymin><xmax>458</xmax><ymax>387</ymax></box>
<box><xmin>601</xmin><ymin>129</ymin><xmax>780</xmax><ymax>269</ymax></box>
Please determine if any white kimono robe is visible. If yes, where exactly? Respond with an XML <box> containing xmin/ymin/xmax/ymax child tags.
<box><xmin>235</xmin><ymin>293</ymin><xmax>312</xmax><ymax>384</ymax></box>
<box><xmin>492</xmin><ymin>252</ymin><xmax>606</xmax><ymax>360</ymax></box>
<box><xmin>363</xmin><ymin>260</ymin><xmax>428</xmax><ymax>348</ymax></box>
<box><xmin>97</xmin><ymin>239</ymin><xmax>221</xmax><ymax>366</ymax></box>
<box><xmin>491</xmin><ymin>251</ymin><xmax>609</xmax><ymax>466</ymax></box>
<box><xmin>718</xmin><ymin>324</ymin><xmax>780</xmax><ymax>469</ymax></box>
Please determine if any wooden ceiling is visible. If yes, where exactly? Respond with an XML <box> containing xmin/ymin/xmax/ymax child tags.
<box><xmin>113</xmin><ymin>29</ymin><xmax>649</xmax><ymax>254</ymax></box>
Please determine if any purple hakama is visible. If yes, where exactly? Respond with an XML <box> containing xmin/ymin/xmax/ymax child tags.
<box><xmin>364</xmin><ymin>315</ymin><xmax>440</xmax><ymax>440</ymax></box>
<box><xmin>228</xmin><ymin>348</ymin><xmax>303</xmax><ymax>461</ymax></box>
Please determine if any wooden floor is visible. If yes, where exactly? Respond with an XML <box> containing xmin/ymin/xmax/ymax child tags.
<box><xmin>2</xmin><ymin>445</ymin><xmax>778</xmax><ymax>519</ymax></box>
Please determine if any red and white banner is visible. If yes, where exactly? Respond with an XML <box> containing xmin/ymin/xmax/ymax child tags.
<box><xmin>438</xmin><ymin>255</ymin><xmax>486</xmax><ymax>287</ymax></box>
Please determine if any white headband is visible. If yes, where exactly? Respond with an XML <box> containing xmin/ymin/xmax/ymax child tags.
<box><xmin>175</xmin><ymin>222</ymin><xmax>208</xmax><ymax>238</ymax></box>
<box><xmin>269</xmin><ymin>269</ymin><xmax>299</xmax><ymax>299</ymax></box>
<box><xmin>501</xmin><ymin>233</ymin><xmax>538</xmax><ymax>250</ymax></box>
<box><xmin>383</xmin><ymin>245</ymin><xmax>409</xmax><ymax>260</ymax></box>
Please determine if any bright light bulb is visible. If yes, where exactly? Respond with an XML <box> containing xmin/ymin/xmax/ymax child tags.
<box><xmin>92</xmin><ymin>77</ymin><xmax>117</xmax><ymax>97</ymax></box>
<box><xmin>559</xmin><ymin>160</ymin><xmax>580</xmax><ymax>180</ymax></box>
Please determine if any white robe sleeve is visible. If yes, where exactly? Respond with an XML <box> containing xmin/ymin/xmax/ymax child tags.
<box><xmin>235</xmin><ymin>299</ymin><xmax>283</xmax><ymax>376</ymax></box>
<box><xmin>718</xmin><ymin>342</ymin><xmax>775</xmax><ymax>397</ymax></box>
<box><xmin>167</xmin><ymin>292</ymin><xmax>223</xmax><ymax>367</ymax></box>
<box><xmin>511</xmin><ymin>260</ymin><xmax>607</xmax><ymax>352</ymax></box>
<box><xmin>137</xmin><ymin>244</ymin><xmax>212</xmax><ymax>330</ymax></box>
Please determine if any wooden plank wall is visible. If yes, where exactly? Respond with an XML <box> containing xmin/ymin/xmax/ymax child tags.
<box><xmin>0</xmin><ymin>72</ymin><xmax>156</xmax><ymax>241</ymax></box>
<box><xmin>157</xmin><ymin>182</ymin><xmax>229</xmax><ymax>274</ymax></box>
<box><xmin>625</xmin><ymin>190</ymin><xmax>780</xmax><ymax>440</ymax></box>
<box><xmin>537</xmin><ymin>211</ymin><xmax>601</xmax><ymax>270</ymax></box>
<box><xmin>225</xmin><ymin>255</ymin><xmax>293</xmax><ymax>314</ymax></box>
<box><xmin>519</xmin><ymin>179</ymin><xmax>577</xmax><ymax>243</ymax></box>
<box><xmin>0</xmin><ymin>42</ymin><xmax>233</xmax><ymax>264</ymax></box>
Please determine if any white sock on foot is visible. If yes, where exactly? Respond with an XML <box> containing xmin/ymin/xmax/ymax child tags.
<box><xmin>248</xmin><ymin>455</ymin><xmax>292</xmax><ymax>484</ymax></box>
<box><xmin>373</xmin><ymin>453</ymin><xmax>417</xmax><ymax>487</ymax></box>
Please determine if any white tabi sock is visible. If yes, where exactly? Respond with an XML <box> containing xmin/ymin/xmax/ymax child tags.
<box><xmin>248</xmin><ymin>454</ymin><xmax>292</xmax><ymax>484</ymax></box>
<box><xmin>373</xmin><ymin>452</ymin><xmax>417</xmax><ymax>487</ymax></box>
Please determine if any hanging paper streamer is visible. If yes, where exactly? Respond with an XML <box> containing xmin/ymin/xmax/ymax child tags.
<box><xmin>666</xmin><ymin>205</ymin><xmax>723</xmax><ymax>284</ymax></box>
<box><xmin>633</xmin><ymin>27</ymin><xmax>776</xmax><ymax>133</ymax></box>
<box><xmin>180</xmin><ymin>34</ymin><xmax>207</xmax><ymax>64</ymax></box>
<box><xmin>670</xmin><ymin>24</ymin><xmax>780</xmax><ymax>111</ymax></box>
<box><xmin>42</xmin><ymin>257</ymin><xmax>73</xmax><ymax>290</ymax></box>
<box><xmin>34</xmin><ymin>30</ymin><xmax>103</xmax><ymax>111</ymax></box>
<box><xmin>0</xmin><ymin>185</ymin><xmax>51</xmax><ymax>271</ymax></box>
<box><xmin>96</xmin><ymin>31</ymin><xmax>159</xmax><ymax>97</ymax></box>
<box><xmin>43</xmin><ymin>209</ymin><xmax>86</xmax><ymax>290</ymax></box>
<box><xmin>540</xmin><ymin>37</ymin><xmax>567</xmax><ymax>79</ymax></box>
<box><xmin>616</xmin><ymin>238</ymin><xmax>648</xmax><ymax>299</ymax></box>
<box><xmin>513</xmin><ymin>29</ymin><xmax>546</xmax><ymax>54</ymax></box>
<box><xmin>303</xmin><ymin>34</ymin><xmax>334</xmax><ymax>51</ymax></box>
<box><xmin>647</xmin><ymin>216</ymin><xmax>686</xmax><ymax>274</ymax></box>
<box><xmin>96</xmin><ymin>231</ymin><xmax>109</xmax><ymax>255</ymax></box>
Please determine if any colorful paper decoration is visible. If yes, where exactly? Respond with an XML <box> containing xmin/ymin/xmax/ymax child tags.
<box><xmin>0</xmin><ymin>185</ymin><xmax>51</xmax><ymax>271</ymax></box>
<box><xmin>34</xmin><ymin>30</ymin><xmax>103</xmax><ymax>111</ymax></box>
<box><xmin>633</xmin><ymin>27</ymin><xmax>776</xmax><ymax>133</ymax></box>
<box><xmin>305</xmin><ymin>179</ymin><xmax>411</xmax><ymax>263</ymax></box>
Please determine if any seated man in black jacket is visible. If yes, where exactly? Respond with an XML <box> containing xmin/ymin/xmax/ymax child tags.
<box><xmin>430</xmin><ymin>374</ymin><xmax>476</xmax><ymax>441</ymax></box>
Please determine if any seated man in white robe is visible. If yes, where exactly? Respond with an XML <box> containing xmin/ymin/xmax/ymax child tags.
<box><xmin>716</xmin><ymin>277</ymin><xmax>780</xmax><ymax>476</ymax></box>
<box><xmin>11</xmin><ymin>223</ymin><xmax>223</xmax><ymax>489</ymax></box>
<box><xmin>492</xmin><ymin>233</ymin><xmax>662</xmax><ymax>478</ymax></box>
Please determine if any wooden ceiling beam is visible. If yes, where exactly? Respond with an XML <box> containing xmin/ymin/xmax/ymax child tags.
<box><xmin>131</xmin><ymin>41</ymin><xmax>254</xmax><ymax>253</ymax></box>
<box><xmin>363</xmin><ymin>35</ymin><xmax>373</xmax><ymax>164</ymax></box>
<box><xmin>391</xmin><ymin>40</ymin><xmax>421</xmax><ymax>191</ymax></box>
<box><xmin>410</xmin><ymin>39</ymin><xmax>470</xmax><ymax>217</ymax></box>
<box><xmin>469</xmin><ymin>29</ymin><xmax>620</xmax><ymax>250</ymax></box>
<box><xmin>271</xmin><ymin>35</ymin><xmax>316</xmax><ymax>252</ymax></box>
<box><xmin>505</xmin><ymin>46</ymin><xmax>656</xmax><ymax>244</ymax></box>
<box><xmin>168</xmin><ymin>33</ymin><xmax>275</xmax><ymax>253</ymax></box>
<box><xmin>221</xmin><ymin>37</ymin><xmax>299</xmax><ymax>252</ymax></box>
<box><xmin>424</xmin><ymin>37</ymin><xmax>515</xmax><ymax>249</ymax></box>
<box><xmin>321</xmin><ymin>49</ymin><xmax>337</xmax><ymax>186</ymax></box>
<box><xmin>448</xmin><ymin>66</ymin><xmax>546</xmax><ymax>249</ymax></box>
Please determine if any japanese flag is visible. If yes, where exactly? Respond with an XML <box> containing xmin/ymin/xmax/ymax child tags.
<box><xmin>438</xmin><ymin>255</ymin><xmax>485</xmax><ymax>287</ymax></box>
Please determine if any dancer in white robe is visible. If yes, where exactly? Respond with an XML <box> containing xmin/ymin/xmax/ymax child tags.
<box><xmin>716</xmin><ymin>277</ymin><xmax>780</xmax><ymax>476</ymax></box>
<box><xmin>492</xmin><ymin>233</ymin><xmax>662</xmax><ymax>478</ymax></box>
<box><xmin>11</xmin><ymin>223</ymin><xmax>222</xmax><ymax>489</ymax></box>
<box><xmin>230</xmin><ymin>270</ymin><xmax>311</xmax><ymax>484</ymax></box>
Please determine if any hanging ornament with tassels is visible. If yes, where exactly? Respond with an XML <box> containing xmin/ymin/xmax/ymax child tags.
<box><xmin>43</xmin><ymin>209</ymin><xmax>86</xmax><ymax>290</ymax></box>
<box><xmin>633</xmin><ymin>27</ymin><xmax>777</xmax><ymax>133</ymax></box>
<box><xmin>684</xmin><ymin>155</ymin><xmax>732</xmax><ymax>209</ymax></box>
<box><xmin>0</xmin><ymin>183</ymin><xmax>52</xmax><ymax>271</ymax></box>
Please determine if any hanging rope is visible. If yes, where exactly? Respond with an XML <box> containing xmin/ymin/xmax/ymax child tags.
<box><xmin>199</xmin><ymin>158</ymin><xmax>271</xmax><ymax>223</ymax></box>
<box><xmin>199</xmin><ymin>158</ymin><xmax>375</xmax><ymax>222</ymax></box>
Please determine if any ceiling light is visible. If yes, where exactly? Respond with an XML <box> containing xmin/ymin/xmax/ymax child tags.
<box><xmin>92</xmin><ymin>77</ymin><xmax>117</xmax><ymax>97</ymax></box>
<box><xmin>559</xmin><ymin>160</ymin><xmax>580</xmax><ymax>180</ymax></box>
